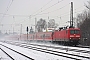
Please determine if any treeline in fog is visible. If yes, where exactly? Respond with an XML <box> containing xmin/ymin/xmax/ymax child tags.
<box><xmin>75</xmin><ymin>0</ymin><xmax>90</xmax><ymax>46</ymax></box>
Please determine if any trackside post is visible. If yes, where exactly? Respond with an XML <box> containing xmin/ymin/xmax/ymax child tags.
<box><xmin>26</xmin><ymin>26</ymin><xmax>29</xmax><ymax>40</ymax></box>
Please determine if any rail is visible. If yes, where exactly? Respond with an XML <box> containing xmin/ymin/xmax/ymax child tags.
<box><xmin>0</xmin><ymin>44</ymin><xmax>34</xmax><ymax>60</ymax></box>
<box><xmin>1</xmin><ymin>40</ymin><xmax>90</xmax><ymax>60</ymax></box>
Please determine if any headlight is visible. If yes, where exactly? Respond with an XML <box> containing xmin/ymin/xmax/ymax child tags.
<box><xmin>70</xmin><ymin>38</ymin><xmax>71</xmax><ymax>39</ymax></box>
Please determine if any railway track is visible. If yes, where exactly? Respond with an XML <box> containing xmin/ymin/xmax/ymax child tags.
<box><xmin>77</xmin><ymin>45</ymin><xmax>90</xmax><ymax>48</ymax></box>
<box><xmin>0</xmin><ymin>43</ymin><xmax>34</xmax><ymax>60</ymax></box>
<box><xmin>17</xmin><ymin>42</ymin><xmax>90</xmax><ymax>60</ymax></box>
<box><xmin>1</xmin><ymin>40</ymin><xmax>90</xmax><ymax>60</ymax></box>
<box><xmin>0</xmin><ymin>47</ymin><xmax>14</xmax><ymax>60</ymax></box>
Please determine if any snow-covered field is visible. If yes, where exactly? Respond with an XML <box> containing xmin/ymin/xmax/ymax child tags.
<box><xmin>0</xmin><ymin>42</ymin><xmax>73</xmax><ymax>60</ymax></box>
<box><xmin>0</xmin><ymin>39</ymin><xmax>90</xmax><ymax>60</ymax></box>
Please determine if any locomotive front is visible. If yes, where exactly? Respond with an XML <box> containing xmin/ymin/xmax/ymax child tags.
<box><xmin>68</xmin><ymin>28</ymin><xmax>81</xmax><ymax>45</ymax></box>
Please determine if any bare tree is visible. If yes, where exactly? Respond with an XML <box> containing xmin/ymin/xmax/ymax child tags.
<box><xmin>36</xmin><ymin>18</ymin><xmax>47</xmax><ymax>32</ymax></box>
<box><xmin>75</xmin><ymin>0</ymin><xmax>90</xmax><ymax>46</ymax></box>
<box><xmin>36</xmin><ymin>18</ymin><xmax>58</xmax><ymax>32</ymax></box>
<box><xmin>76</xmin><ymin>10</ymin><xmax>88</xmax><ymax>27</ymax></box>
<box><xmin>84</xmin><ymin>1</ymin><xmax>90</xmax><ymax>10</ymax></box>
<box><xmin>48</xmin><ymin>19</ymin><xmax>58</xmax><ymax>28</ymax></box>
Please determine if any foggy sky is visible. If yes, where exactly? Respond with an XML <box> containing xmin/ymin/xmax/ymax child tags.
<box><xmin>0</xmin><ymin>0</ymin><xmax>88</xmax><ymax>34</ymax></box>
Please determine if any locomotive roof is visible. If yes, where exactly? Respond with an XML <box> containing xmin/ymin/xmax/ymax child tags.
<box><xmin>67</xmin><ymin>28</ymin><xmax>80</xmax><ymax>30</ymax></box>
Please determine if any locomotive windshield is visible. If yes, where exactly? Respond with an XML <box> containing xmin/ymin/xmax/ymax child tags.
<box><xmin>70</xmin><ymin>30</ymin><xmax>80</xmax><ymax>34</ymax></box>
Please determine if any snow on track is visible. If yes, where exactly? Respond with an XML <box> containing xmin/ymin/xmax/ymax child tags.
<box><xmin>0</xmin><ymin>42</ymin><xmax>73</xmax><ymax>60</ymax></box>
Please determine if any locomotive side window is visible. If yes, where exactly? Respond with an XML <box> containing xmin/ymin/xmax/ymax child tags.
<box><xmin>70</xmin><ymin>30</ymin><xmax>80</xmax><ymax>34</ymax></box>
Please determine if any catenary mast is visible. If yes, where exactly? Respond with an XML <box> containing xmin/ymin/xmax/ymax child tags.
<box><xmin>70</xmin><ymin>2</ymin><xmax>74</xmax><ymax>27</ymax></box>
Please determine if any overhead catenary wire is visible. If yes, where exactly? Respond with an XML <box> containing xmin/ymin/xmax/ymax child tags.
<box><xmin>0</xmin><ymin>0</ymin><xmax>14</xmax><ymax>23</ymax></box>
<box><xmin>0</xmin><ymin>5</ymin><xmax>84</xmax><ymax>19</ymax></box>
<box><xmin>0</xmin><ymin>0</ymin><xmax>83</xmax><ymax>18</ymax></box>
<box><xmin>0</xmin><ymin>0</ymin><xmax>70</xmax><ymax>19</ymax></box>
<box><xmin>53</xmin><ymin>5</ymin><xmax>86</xmax><ymax>19</ymax></box>
<box><xmin>31</xmin><ymin>3</ymin><xmax>84</xmax><ymax>19</ymax></box>
<box><xmin>32</xmin><ymin>3</ymin><xmax>70</xmax><ymax>16</ymax></box>
<box><xmin>55</xmin><ymin>9</ymin><xmax>85</xmax><ymax>19</ymax></box>
<box><xmin>0</xmin><ymin>13</ymin><xmax>31</xmax><ymax>17</ymax></box>
<box><xmin>0</xmin><ymin>1</ymin><xmax>85</xmax><ymax>19</ymax></box>
<box><xmin>0</xmin><ymin>1</ymin><xmax>85</xmax><ymax>23</ymax></box>
<box><xmin>33</xmin><ymin>0</ymin><xmax>64</xmax><ymax>16</ymax></box>
<box><xmin>31</xmin><ymin>0</ymin><xmax>54</xmax><ymax>15</ymax></box>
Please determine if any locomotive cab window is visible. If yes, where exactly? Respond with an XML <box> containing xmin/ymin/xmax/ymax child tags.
<box><xmin>70</xmin><ymin>30</ymin><xmax>80</xmax><ymax>34</ymax></box>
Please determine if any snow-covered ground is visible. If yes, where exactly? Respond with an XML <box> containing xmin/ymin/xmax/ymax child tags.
<box><xmin>0</xmin><ymin>39</ymin><xmax>90</xmax><ymax>60</ymax></box>
<box><xmin>0</xmin><ymin>42</ymin><xmax>74</xmax><ymax>60</ymax></box>
<box><xmin>0</xmin><ymin>49</ymin><xmax>12</xmax><ymax>60</ymax></box>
